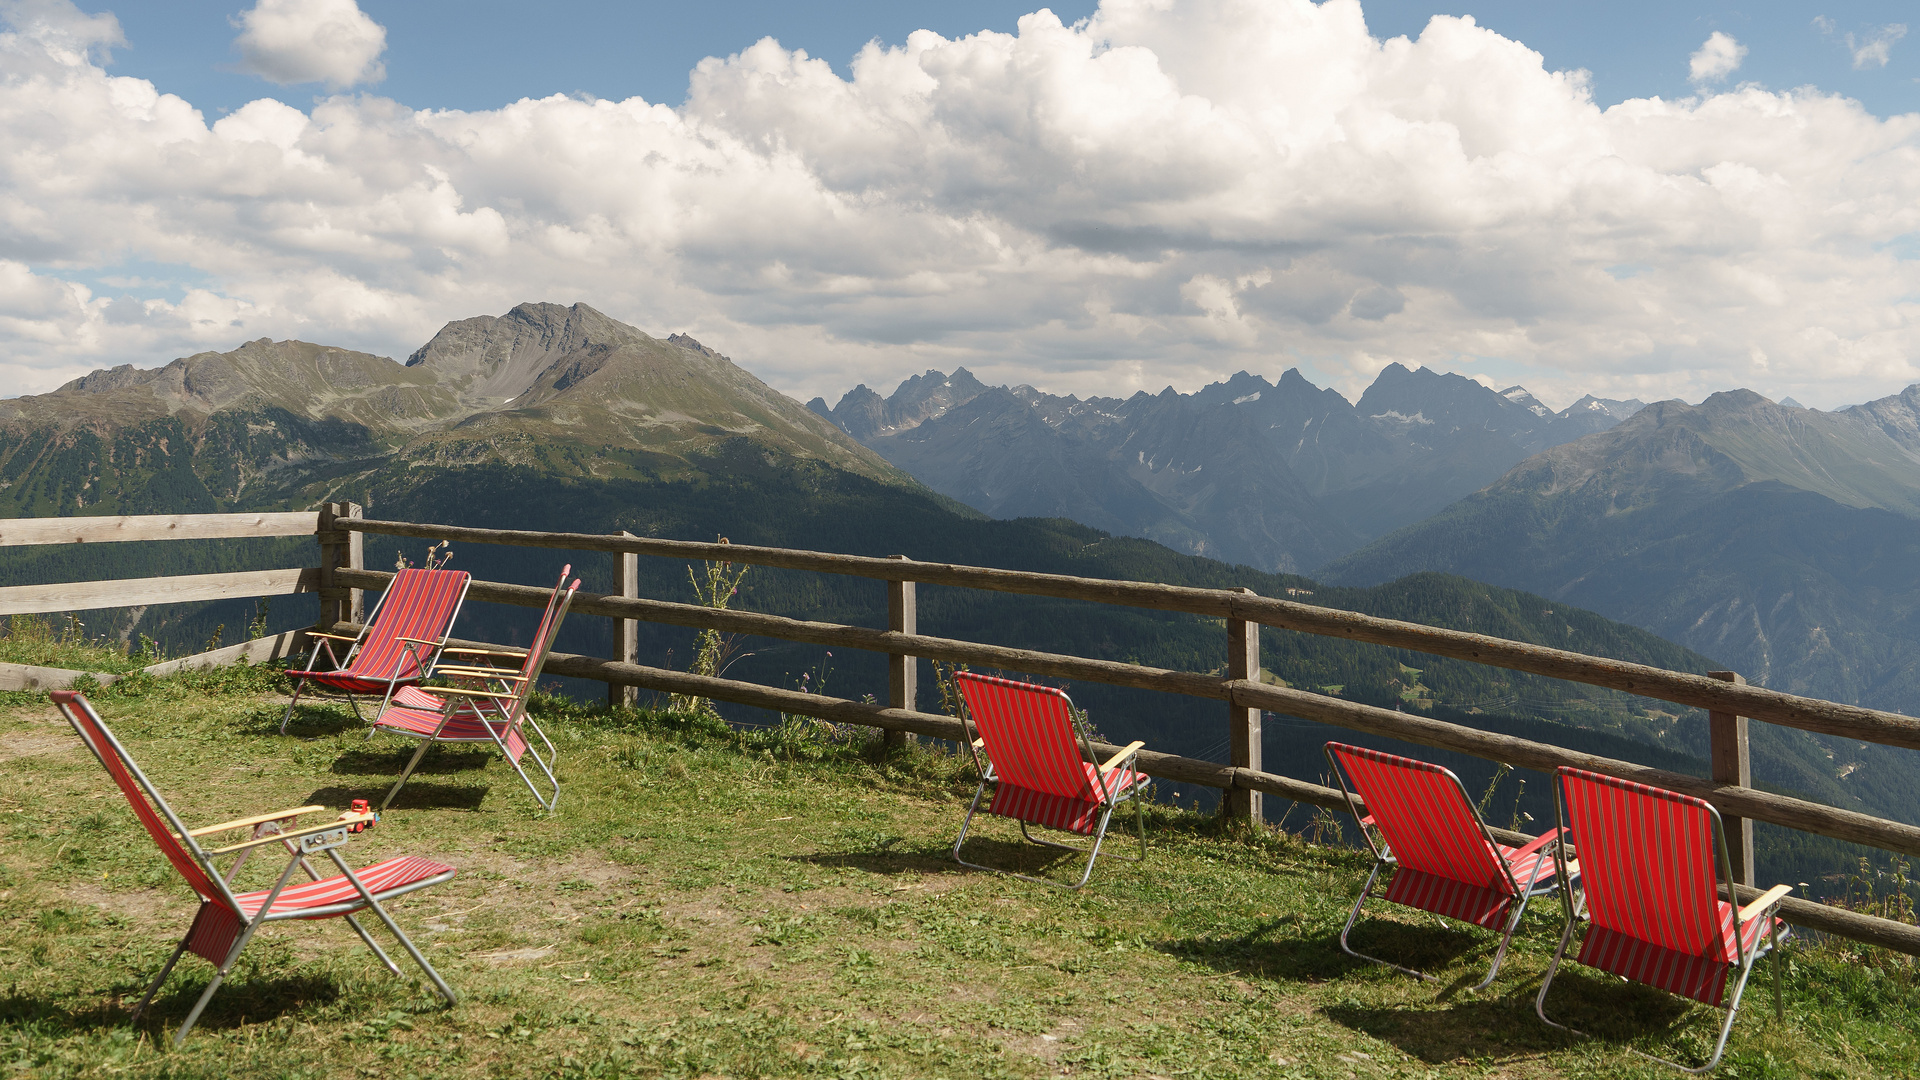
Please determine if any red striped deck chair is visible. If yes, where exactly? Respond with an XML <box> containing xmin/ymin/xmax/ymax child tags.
<box><xmin>1535</xmin><ymin>767</ymin><xmax>1790</xmax><ymax>1074</ymax></box>
<box><xmin>279</xmin><ymin>567</ymin><xmax>472</xmax><ymax>733</ymax></box>
<box><xmin>369</xmin><ymin>565</ymin><xmax>579</xmax><ymax>812</ymax></box>
<box><xmin>951</xmin><ymin>672</ymin><xmax>1148</xmax><ymax>889</ymax></box>
<box><xmin>1324</xmin><ymin>742</ymin><xmax>1564</xmax><ymax>991</ymax></box>
<box><xmin>49</xmin><ymin>691</ymin><xmax>457</xmax><ymax>1046</ymax></box>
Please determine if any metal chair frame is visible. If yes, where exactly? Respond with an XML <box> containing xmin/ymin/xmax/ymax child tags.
<box><xmin>370</xmin><ymin>567</ymin><xmax>577</xmax><ymax>812</ymax></box>
<box><xmin>49</xmin><ymin>692</ymin><xmax>456</xmax><ymax>1045</ymax></box>
<box><xmin>280</xmin><ymin>568</ymin><xmax>471</xmax><ymax>733</ymax></box>
<box><xmin>951</xmin><ymin>672</ymin><xmax>1147</xmax><ymax>890</ymax></box>
<box><xmin>1535</xmin><ymin>767</ymin><xmax>1789</xmax><ymax>1074</ymax></box>
<box><xmin>1324</xmin><ymin>742</ymin><xmax>1562</xmax><ymax>991</ymax></box>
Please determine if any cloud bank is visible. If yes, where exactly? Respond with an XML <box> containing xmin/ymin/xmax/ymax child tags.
<box><xmin>2</xmin><ymin>0</ymin><xmax>1918</xmax><ymax>410</ymax></box>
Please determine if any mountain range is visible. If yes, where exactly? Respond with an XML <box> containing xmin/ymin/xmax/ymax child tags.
<box><xmin>1324</xmin><ymin>388</ymin><xmax>1920</xmax><ymax>719</ymax></box>
<box><xmin>7</xmin><ymin>303</ymin><xmax>1920</xmax><ymax>889</ymax></box>
<box><xmin>810</xmin><ymin>365</ymin><xmax>1644</xmax><ymax>574</ymax></box>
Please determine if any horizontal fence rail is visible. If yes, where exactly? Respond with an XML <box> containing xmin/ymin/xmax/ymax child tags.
<box><xmin>0</xmin><ymin>567</ymin><xmax>320</xmax><ymax>616</ymax></box>
<box><xmin>340</xmin><ymin>518</ymin><xmax>1920</xmax><ymax>753</ymax></box>
<box><xmin>0</xmin><ymin>512</ymin><xmax>318</xmax><ymax>547</ymax></box>
<box><xmin>335</xmin><ymin>569</ymin><xmax>1920</xmax><ymax>862</ymax></box>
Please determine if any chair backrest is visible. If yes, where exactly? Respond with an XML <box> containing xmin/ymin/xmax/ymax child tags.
<box><xmin>345</xmin><ymin>568</ymin><xmax>472</xmax><ymax>679</ymax></box>
<box><xmin>954</xmin><ymin>672</ymin><xmax>1100</xmax><ymax>800</ymax></box>
<box><xmin>50</xmin><ymin>692</ymin><xmax>235</xmax><ymax>912</ymax></box>
<box><xmin>501</xmin><ymin>566</ymin><xmax>580</xmax><ymax>726</ymax></box>
<box><xmin>1326</xmin><ymin>742</ymin><xmax>1513</xmax><ymax>894</ymax></box>
<box><xmin>1556</xmin><ymin>767</ymin><xmax>1730</xmax><ymax>959</ymax></box>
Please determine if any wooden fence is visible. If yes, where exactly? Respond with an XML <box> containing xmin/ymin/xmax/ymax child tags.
<box><xmin>7</xmin><ymin>507</ymin><xmax>1920</xmax><ymax>955</ymax></box>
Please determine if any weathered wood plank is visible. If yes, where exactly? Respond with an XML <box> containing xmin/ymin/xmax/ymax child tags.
<box><xmin>141</xmin><ymin>628</ymin><xmax>312</xmax><ymax>676</ymax></box>
<box><xmin>0</xmin><ymin>568</ymin><xmax>321</xmax><ymax>616</ymax></box>
<box><xmin>0</xmin><ymin>662</ymin><xmax>123</xmax><ymax>691</ymax></box>
<box><xmin>338</xmin><ymin>520</ymin><xmax>1920</xmax><ymax>750</ymax></box>
<box><xmin>333</xmin><ymin>568</ymin><xmax>1226</xmax><ymax>698</ymax></box>
<box><xmin>342</xmin><ymin>519</ymin><xmax>1238</xmax><ymax>615</ymax></box>
<box><xmin>1230</xmin><ymin>593</ymin><xmax>1920</xmax><ymax>752</ymax></box>
<box><xmin>0</xmin><ymin>512</ymin><xmax>317</xmax><ymax>547</ymax></box>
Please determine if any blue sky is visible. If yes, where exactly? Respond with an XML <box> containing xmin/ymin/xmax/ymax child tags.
<box><xmin>2</xmin><ymin>0</ymin><xmax>1916</xmax><ymax>410</ymax></box>
<box><xmin>102</xmin><ymin>1</ymin><xmax>1918</xmax><ymax>118</ymax></box>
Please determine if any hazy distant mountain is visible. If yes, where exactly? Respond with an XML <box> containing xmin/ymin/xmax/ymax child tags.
<box><xmin>814</xmin><ymin>362</ymin><xmax>1644</xmax><ymax>573</ymax></box>
<box><xmin>1323</xmin><ymin>387</ymin><xmax>1920</xmax><ymax>716</ymax></box>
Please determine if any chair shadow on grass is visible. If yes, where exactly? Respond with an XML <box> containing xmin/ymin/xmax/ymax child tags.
<box><xmin>329</xmin><ymin>746</ymin><xmax>495</xmax><ymax>777</ymax></box>
<box><xmin>1322</xmin><ymin>967</ymin><xmax>1702</xmax><ymax>1066</ymax></box>
<box><xmin>1162</xmin><ymin>910</ymin><xmax>1514</xmax><ymax>987</ymax></box>
<box><xmin>304</xmin><ymin>781</ymin><xmax>491</xmax><ymax>812</ymax></box>
<box><xmin>789</xmin><ymin>834</ymin><xmax>1097</xmax><ymax>883</ymax></box>
<box><xmin>0</xmin><ymin>971</ymin><xmax>341</xmax><ymax>1038</ymax></box>
<box><xmin>263</xmin><ymin>703</ymin><xmax>364</xmax><ymax>739</ymax></box>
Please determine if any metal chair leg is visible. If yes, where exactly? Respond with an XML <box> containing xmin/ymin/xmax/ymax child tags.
<box><xmin>278</xmin><ymin>681</ymin><xmax>307</xmax><ymax>734</ymax></box>
<box><xmin>325</xmin><ymin>849</ymin><xmax>456</xmax><ymax>1005</ymax></box>
<box><xmin>381</xmin><ymin>737</ymin><xmax>438</xmax><ymax>811</ymax></box>
<box><xmin>1338</xmin><ymin>862</ymin><xmax>1439</xmax><ymax>983</ymax></box>
<box><xmin>128</xmin><ymin>934</ymin><xmax>191</xmax><ymax>1023</ymax></box>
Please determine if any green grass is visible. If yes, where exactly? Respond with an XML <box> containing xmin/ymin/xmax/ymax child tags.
<box><xmin>0</xmin><ymin>614</ymin><xmax>160</xmax><ymax>676</ymax></box>
<box><xmin>1</xmin><ymin>668</ymin><xmax>1917</xmax><ymax>1078</ymax></box>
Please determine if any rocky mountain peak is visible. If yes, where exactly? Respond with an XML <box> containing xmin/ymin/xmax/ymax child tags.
<box><xmin>404</xmin><ymin>301</ymin><xmax>649</xmax><ymax>404</ymax></box>
<box><xmin>666</xmin><ymin>333</ymin><xmax>728</xmax><ymax>362</ymax></box>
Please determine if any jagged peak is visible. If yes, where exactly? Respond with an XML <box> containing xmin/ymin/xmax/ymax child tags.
<box><xmin>666</xmin><ymin>332</ymin><xmax>727</xmax><ymax>361</ymax></box>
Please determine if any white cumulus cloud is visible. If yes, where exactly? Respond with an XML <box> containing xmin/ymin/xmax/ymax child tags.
<box><xmin>231</xmin><ymin>0</ymin><xmax>385</xmax><ymax>88</ymax></box>
<box><xmin>1689</xmin><ymin>31</ymin><xmax>1745</xmax><ymax>84</ymax></box>
<box><xmin>1</xmin><ymin>0</ymin><xmax>1918</xmax><ymax>413</ymax></box>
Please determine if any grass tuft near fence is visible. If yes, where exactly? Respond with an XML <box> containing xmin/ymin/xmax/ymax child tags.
<box><xmin>1</xmin><ymin>667</ymin><xmax>1917</xmax><ymax>1077</ymax></box>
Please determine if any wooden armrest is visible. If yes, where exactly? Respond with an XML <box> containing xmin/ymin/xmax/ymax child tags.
<box><xmin>1097</xmin><ymin>741</ymin><xmax>1146</xmax><ymax>774</ymax></box>
<box><xmin>207</xmin><ymin>814</ymin><xmax>373</xmax><ymax>855</ymax></box>
<box><xmin>395</xmin><ymin>636</ymin><xmax>446</xmax><ymax>648</ymax></box>
<box><xmin>433</xmin><ymin>685</ymin><xmax>523</xmax><ymax>701</ymax></box>
<box><xmin>186</xmin><ymin>805</ymin><xmax>329</xmax><ymax>838</ymax></box>
<box><xmin>443</xmin><ymin>646</ymin><xmax>528</xmax><ymax>658</ymax></box>
<box><xmin>971</xmin><ymin>738</ymin><xmax>985</xmax><ymax>749</ymax></box>
<box><xmin>1739</xmin><ymin>884</ymin><xmax>1793</xmax><ymax>923</ymax></box>
<box><xmin>435</xmin><ymin>666</ymin><xmax>528</xmax><ymax>680</ymax></box>
<box><xmin>1561</xmin><ymin>859</ymin><xmax>1580</xmax><ymax>880</ymax></box>
<box><xmin>308</xmin><ymin>631</ymin><xmax>359</xmax><ymax>642</ymax></box>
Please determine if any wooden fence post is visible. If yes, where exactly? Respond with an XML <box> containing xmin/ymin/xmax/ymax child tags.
<box><xmin>1225</xmin><ymin>587</ymin><xmax>1262</xmax><ymax>823</ymax></box>
<box><xmin>1708</xmin><ymin>670</ymin><xmax>1755</xmax><ymax>888</ymax></box>
<box><xmin>886</xmin><ymin>555</ymin><xmax>916</xmax><ymax>751</ymax></box>
<box><xmin>344</xmin><ymin>502</ymin><xmax>365</xmax><ymax>624</ymax></box>
<box><xmin>316</xmin><ymin>503</ymin><xmax>345</xmax><ymax>629</ymax></box>
<box><xmin>609</xmin><ymin>532</ymin><xmax>639</xmax><ymax>708</ymax></box>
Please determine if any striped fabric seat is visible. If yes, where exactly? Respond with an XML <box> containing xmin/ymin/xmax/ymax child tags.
<box><xmin>48</xmin><ymin>692</ymin><xmax>459</xmax><ymax>1045</ymax></box>
<box><xmin>186</xmin><ymin>855</ymin><xmax>457</xmax><ymax>965</ymax></box>
<box><xmin>1325</xmin><ymin>742</ymin><xmax>1564</xmax><ymax>990</ymax></box>
<box><xmin>282</xmin><ymin>568</ymin><xmax>471</xmax><ymax>732</ymax></box>
<box><xmin>368</xmin><ymin>567</ymin><xmax>578</xmax><ymax>813</ymax></box>
<box><xmin>378</xmin><ymin>687</ymin><xmax>530</xmax><ymax>763</ymax></box>
<box><xmin>989</xmin><ymin>764</ymin><xmax>1148</xmax><ymax>835</ymax></box>
<box><xmin>1536</xmin><ymin>767</ymin><xmax>1792</xmax><ymax>1071</ymax></box>
<box><xmin>950</xmin><ymin>672</ymin><xmax>1150</xmax><ymax>889</ymax></box>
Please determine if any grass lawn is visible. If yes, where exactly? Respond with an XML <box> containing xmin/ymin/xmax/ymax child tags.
<box><xmin>1</xmin><ymin>665</ymin><xmax>1917</xmax><ymax>1079</ymax></box>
